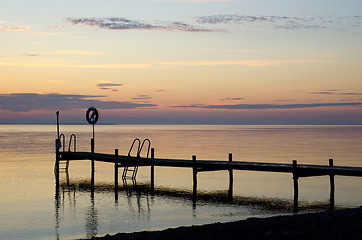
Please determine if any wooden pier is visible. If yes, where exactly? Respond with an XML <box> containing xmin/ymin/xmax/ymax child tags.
<box><xmin>55</xmin><ymin>138</ymin><xmax>362</xmax><ymax>212</ymax></box>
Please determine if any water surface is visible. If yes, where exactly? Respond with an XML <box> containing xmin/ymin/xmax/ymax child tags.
<box><xmin>0</xmin><ymin>125</ymin><xmax>361</xmax><ymax>239</ymax></box>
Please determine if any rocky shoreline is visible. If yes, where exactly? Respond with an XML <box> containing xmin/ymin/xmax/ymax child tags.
<box><xmin>88</xmin><ymin>207</ymin><xmax>362</xmax><ymax>240</ymax></box>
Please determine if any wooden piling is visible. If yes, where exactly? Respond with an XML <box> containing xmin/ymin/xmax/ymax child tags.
<box><xmin>56</xmin><ymin>111</ymin><xmax>60</xmax><ymax>140</ymax></box>
<box><xmin>192</xmin><ymin>155</ymin><xmax>197</xmax><ymax>198</ymax></box>
<box><xmin>91</xmin><ymin>138</ymin><xmax>95</xmax><ymax>189</ymax></box>
<box><xmin>91</xmin><ymin>138</ymin><xmax>95</xmax><ymax>153</ymax></box>
<box><xmin>55</xmin><ymin>139</ymin><xmax>60</xmax><ymax>187</ymax></box>
<box><xmin>292</xmin><ymin>160</ymin><xmax>299</xmax><ymax>212</ymax></box>
<box><xmin>151</xmin><ymin>148</ymin><xmax>155</xmax><ymax>192</ymax></box>
<box><xmin>329</xmin><ymin>158</ymin><xmax>335</xmax><ymax>209</ymax></box>
<box><xmin>114</xmin><ymin>149</ymin><xmax>118</xmax><ymax>191</ymax></box>
<box><xmin>58</xmin><ymin>148</ymin><xmax>362</xmax><ymax>209</ymax></box>
<box><xmin>228</xmin><ymin>153</ymin><xmax>233</xmax><ymax>201</ymax></box>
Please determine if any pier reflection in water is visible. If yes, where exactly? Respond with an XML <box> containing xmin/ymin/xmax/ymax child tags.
<box><xmin>54</xmin><ymin>170</ymin><xmax>336</xmax><ymax>239</ymax></box>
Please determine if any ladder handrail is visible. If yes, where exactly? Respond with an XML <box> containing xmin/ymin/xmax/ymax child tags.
<box><xmin>123</xmin><ymin>138</ymin><xmax>141</xmax><ymax>180</ymax></box>
<box><xmin>128</xmin><ymin>138</ymin><xmax>141</xmax><ymax>157</ymax></box>
<box><xmin>138</xmin><ymin>139</ymin><xmax>151</xmax><ymax>159</ymax></box>
<box><xmin>68</xmin><ymin>134</ymin><xmax>76</xmax><ymax>152</ymax></box>
<box><xmin>59</xmin><ymin>134</ymin><xmax>65</xmax><ymax>152</ymax></box>
<box><xmin>55</xmin><ymin>133</ymin><xmax>75</xmax><ymax>174</ymax></box>
<box><xmin>123</xmin><ymin>138</ymin><xmax>151</xmax><ymax>180</ymax></box>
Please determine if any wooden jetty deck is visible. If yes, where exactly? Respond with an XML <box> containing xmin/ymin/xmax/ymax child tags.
<box><xmin>55</xmin><ymin>138</ymin><xmax>362</xmax><ymax>212</ymax></box>
<box><xmin>59</xmin><ymin>151</ymin><xmax>362</xmax><ymax>177</ymax></box>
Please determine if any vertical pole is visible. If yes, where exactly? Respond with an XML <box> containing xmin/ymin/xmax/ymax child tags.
<box><xmin>114</xmin><ymin>149</ymin><xmax>119</xmax><ymax>203</ymax></box>
<box><xmin>92</xmin><ymin>124</ymin><xmax>95</xmax><ymax>142</ymax></box>
<box><xmin>115</xmin><ymin>149</ymin><xmax>119</xmax><ymax>190</ymax></box>
<box><xmin>91</xmin><ymin>138</ymin><xmax>95</xmax><ymax>189</ymax></box>
<box><xmin>192</xmin><ymin>155</ymin><xmax>197</xmax><ymax>199</ymax></box>
<box><xmin>151</xmin><ymin>148</ymin><xmax>155</xmax><ymax>192</ymax></box>
<box><xmin>228</xmin><ymin>153</ymin><xmax>233</xmax><ymax>202</ymax></box>
<box><xmin>91</xmin><ymin>138</ymin><xmax>95</xmax><ymax>153</ymax></box>
<box><xmin>329</xmin><ymin>158</ymin><xmax>335</xmax><ymax>209</ymax></box>
<box><xmin>55</xmin><ymin>111</ymin><xmax>61</xmax><ymax>197</ymax></box>
<box><xmin>292</xmin><ymin>160</ymin><xmax>299</xmax><ymax>212</ymax></box>
<box><xmin>55</xmin><ymin>139</ymin><xmax>60</xmax><ymax>188</ymax></box>
<box><xmin>56</xmin><ymin>111</ymin><xmax>60</xmax><ymax>140</ymax></box>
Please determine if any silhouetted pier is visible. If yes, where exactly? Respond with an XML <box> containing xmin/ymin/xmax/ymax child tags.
<box><xmin>54</xmin><ymin>110</ymin><xmax>362</xmax><ymax>212</ymax></box>
<box><xmin>55</xmin><ymin>139</ymin><xmax>362</xmax><ymax>212</ymax></box>
<box><xmin>58</xmin><ymin>150</ymin><xmax>362</xmax><ymax>177</ymax></box>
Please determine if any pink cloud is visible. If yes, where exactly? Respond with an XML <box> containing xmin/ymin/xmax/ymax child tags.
<box><xmin>0</xmin><ymin>26</ymin><xmax>32</xmax><ymax>31</ymax></box>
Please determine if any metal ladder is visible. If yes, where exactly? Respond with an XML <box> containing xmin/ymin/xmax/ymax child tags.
<box><xmin>55</xmin><ymin>134</ymin><xmax>76</xmax><ymax>173</ymax></box>
<box><xmin>122</xmin><ymin>138</ymin><xmax>151</xmax><ymax>180</ymax></box>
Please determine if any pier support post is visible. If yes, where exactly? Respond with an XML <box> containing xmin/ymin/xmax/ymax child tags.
<box><xmin>292</xmin><ymin>160</ymin><xmax>299</xmax><ymax>212</ymax></box>
<box><xmin>91</xmin><ymin>138</ymin><xmax>95</xmax><ymax>190</ymax></box>
<box><xmin>329</xmin><ymin>158</ymin><xmax>335</xmax><ymax>209</ymax></box>
<box><xmin>192</xmin><ymin>155</ymin><xmax>197</xmax><ymax>201</ymax></box>
<box><xmin>151</xmin><ymin>148</ymin><xmax>155</xmax><ymax>192</ymax></box>
<box><xmin>115</xmin><ymin>149</ymin><xmax>119</xmax><ymax>191</ymax></box>
<box><xmin>56</xmin><ymin>111</ymin><xmax>60</xmax><ymax>140</ymax></box>
<box><xmin>55</xmin><ymin>139</ymin><xmax>60</xmax><ymax>188</ymax></box>
<box><xmin>228</xmin><ymin>153</ymin><xmax>233</xmax><ymax>201</ymax></box>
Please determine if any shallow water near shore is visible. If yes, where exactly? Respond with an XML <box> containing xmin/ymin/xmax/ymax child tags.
<box><xmin>0</xmin><ymin>125</ymin><xmax>362</xmax><ymax>240</ymax></box>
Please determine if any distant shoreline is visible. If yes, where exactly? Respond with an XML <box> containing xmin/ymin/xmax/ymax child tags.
<box><xmin>88</xmin><ymin>207</ymin><xmax>362</xmax><ymax>240</ymax></box>
<box><xmin>2</xmin><ymin>123</ymin><xmax>362</xmax><ymax>126</ymax></box>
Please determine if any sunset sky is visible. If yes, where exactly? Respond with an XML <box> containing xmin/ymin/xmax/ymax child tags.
<box><xmin>1</xmin><ymin>0</ymin><xmax>362</xmax><ymax>124</ymax></box>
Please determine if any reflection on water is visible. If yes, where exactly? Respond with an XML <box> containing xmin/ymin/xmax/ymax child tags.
<box><xmin>85</xmin><ymin>191</ymin><xmax>97</xmax><ymax>238</ymax></box>
<box><xmin>54</xmin><ymin>172</ymin><xmax>339</xmax><ymax>239</ymax></box>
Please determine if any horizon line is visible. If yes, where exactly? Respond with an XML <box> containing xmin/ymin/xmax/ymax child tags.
<box><xmin>1</xmin><ymin>123</ymin><xmax>362</xmax><ymax>126</ymax></box>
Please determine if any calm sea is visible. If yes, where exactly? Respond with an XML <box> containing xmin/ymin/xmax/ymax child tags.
<box><xmin>0</xmin><ymin>125</ymin><xmax>361</xmax><ymax>240</ymax></box>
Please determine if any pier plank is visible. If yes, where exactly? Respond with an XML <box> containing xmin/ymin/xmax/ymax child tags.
<box><xmin>59</xmin><ymin>151</ymin><xmax>362</xmax><ymax>178</ymax></box>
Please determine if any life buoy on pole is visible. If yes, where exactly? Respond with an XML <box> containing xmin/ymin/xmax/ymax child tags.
<box><xmin>86</xmin><ymin>107</ymin><xmax>99</xmax><ymax>125</ymax></box>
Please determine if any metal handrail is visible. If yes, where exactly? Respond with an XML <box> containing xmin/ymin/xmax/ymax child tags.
<box><xmin>128</xmin><ymin>138</ymin><xmax>141</xmax><ymax>157</ymax></box>
<box><xmin>123</xmin><ymin>138</ymin><xmax>151</xmax><ymax>180</ymax></box>
<box><xmin>59</xmin><ymin>134</ymin><xmax>65</xmax><ymax>152</ymax></box>
<box><xmin>138</xmin><ymin>139</ymin><xmax>151</xmax><ymax>159</ymax></box>
<box><xmin>68</xmin><ymin>134</ymin><xmax>76</xmax><ymax>152</ymax></box>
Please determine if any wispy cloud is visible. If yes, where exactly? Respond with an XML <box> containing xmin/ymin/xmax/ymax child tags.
<box><xmin>17</xmin><ymin>54</ymin><xmax>39</xmax><ymax>57</ymax></box>
<box><xmin>155</xmin><ymin>59</ymin><xmax>322</xmax><ymax>66</ymax></box>
<box><xmin>0</xmin><ymin>20</ymin><xmax>32</xmax><ymax>31</ymax></box>
<box><xmin>60</xmin><ymin>13</ymin><xmax>362</xmax><ymax>35</ymax></box>
<box><xmin>273</xmin><ymin>99</ymin><xmax>296</xmax><ymax>102</ymax></box>
<box><xmin>172</xmin><ymin>102</ymin><xmax>362</xmax><ymax>110</ymax></box>
<box><xmin>67</xmin><ymin>17</ymin><xmax>215</xmax><ymax>32</ymax></box>
<box><xmin>45</xmin><ymin>25</ymin><xmax>61</xmax><ymax>29</ymax></box>
<box><xmin>0</xmin><ymin>93</ymin><xmax>157</xmax><ymax>112</ymax></box>
<box><xmin>64</xmin><ymin>14</ymin><xmax>362</xmax><ymax>34</ymax></box>
<box><xmin>196</xmin><ymin>14</ymin><xmax>362</xmax><ymax>31</ymax></box>
<box><xmin>0</xmin><ymin>61</ymin><xmax>151</xmax><ymax>69</ymax></box>
<box><xmin>218</xmin><ymin>97</ymin><xmax>243</xmax><ymax>101</ymax></box>
<box><xmin>196</xmin><ymin>15</ymin><xmax>323</xmax><ymax>29</ymax></box>
<box><xmin>16</xmin><ymin>51</ymin><xmax>106</xmax><ymax>57</ymax></box>
<box><xmin>96</xmin><ymin>82</ymin><xmax>123</xmax><ymax>92</ymax></box>
<box><xmin>52</xmin><ymin>51</ymin><xmax>106</xmax><ymax>56</ymax></box>
<box><xmin>310</xmin><ymin>90</ymin><xmax>362</xmax><ymax>96</ymax></box>
<box><xmin>133</xmin><ymin>95</ymin><xmax>152</xmax><ymax>100</ymax></box>
<box><xmin>1</xmin><ymin>58</ymin><xmax>319</xmax><ymax>69</ymax></box>
<box><xmin>0</xmin><ymin>26</ymin><xmax>32</xmax><ymax>31</ymax></box>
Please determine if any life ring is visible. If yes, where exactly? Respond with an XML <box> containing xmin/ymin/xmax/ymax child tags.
<box><xmin>86</xmin><ymin>107</ymin><xmax>99</xmax><ymax>124</ymax></box>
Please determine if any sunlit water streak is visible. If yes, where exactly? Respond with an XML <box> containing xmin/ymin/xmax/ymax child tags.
<box><xmin>0</xmin><ymin>125</ymin><xmax>361</xmax><ymax>239</ymax></box>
